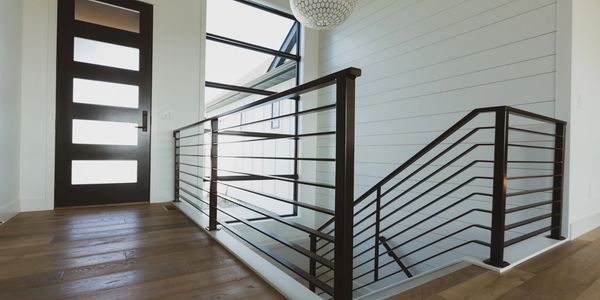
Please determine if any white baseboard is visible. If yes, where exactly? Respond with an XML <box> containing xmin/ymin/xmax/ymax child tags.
<box><xmin>0</xmin><ymin>199</ymin><xmax>20</xmax><ymax>225</ymax></box>
<box><xmin>173</xmin><ymin>201</ymin><xmax>321</xmax><ymax>300</ymax></box>
<box><xmin>570</xmin><ymin>210</ymin><xmax>600</xmax><ymax>239</ymax></box>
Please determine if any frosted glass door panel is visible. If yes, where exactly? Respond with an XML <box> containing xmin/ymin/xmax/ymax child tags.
<box><xmin>72</xmin><ymin>119</ymin><xmax>138</xmax><ymax>145</ymax></box>
<box><xmin>73</xmin><ymin>78</ymin><xmax>139</xmax><ymax>108</ymax></box>
<box><xmin>74</xmin><ymin>37</ymin><xmax>139</xmax><ymax>70</ymax></box>
<box><xmin>72</xmin><ymin>160</ymin><xmax>138</xmax><ymax>185</ymax></box>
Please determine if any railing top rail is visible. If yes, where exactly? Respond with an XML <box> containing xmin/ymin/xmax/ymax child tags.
<box><xmin>173</xmin><ymin>67</ymin><xmax>362</xmax><ymax>134</ymax></box>
<box><xmin>507</xmin><ymin>106</ymin><xmax>567</xmax><ymax>125</ymax></box>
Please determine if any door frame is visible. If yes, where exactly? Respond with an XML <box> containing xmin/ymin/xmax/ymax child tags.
<box><xmin>54</xmin><ymin>0</ymin><xmax>153</xmax><ymax>207</ymax></box>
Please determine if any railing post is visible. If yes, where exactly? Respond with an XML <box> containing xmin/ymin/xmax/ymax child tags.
<box><xmin>374</xmin><ymin>187</ymin><xmax>381</xmax><ymax>281</ymax></box>
<box><xmin>173</xmin><ymin>131</ymin><xmax>180</xmax><ymax>203</ymax></box>
<box><xmin>309</xmin><ymin>234</ymin><xmax>317</xmax><ymax>292</ymax></box>
<box><xmin>485</xmin><ymin>107</ymin><xmax>510</xmax><ymax>268</ymax></box>
<box><xmin>208</xmin><ymin>119</ymin><xmax>219</xmax><ymax>231</ymax></box>
<box><xmin>549</xmin><ymin>123</ymin><xmax>566</xmax><ymax>240</ymax></box>
<box><xmin>333</xmin><ymin>69</ymin><xmax>360</xmax><ymax>299</ymax></box>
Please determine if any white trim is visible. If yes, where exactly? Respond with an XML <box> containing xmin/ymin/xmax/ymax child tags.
<box><xmin>173</xmin><ymin>201</ymin><xmax>321</xmax><ymax>300</ymax></box>
<box><xmin>0</xmin><ymin>199</ymin><xmax>20</xmax><ymax>225</ymax></box>
<box><xmin>570</xmin><ymin>210</ymin><xmax>600</xmax><ymax>239</ymax></box>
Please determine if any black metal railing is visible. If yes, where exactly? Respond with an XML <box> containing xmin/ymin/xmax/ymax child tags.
<box><xmin>311</xmin><ymin>106</ymin><xmax>566</xmax><ymax>296</ymax></box>
<box><xmin>174</xmin><ymin>66</ymin><xmax>566</xmax><ymax>298</ymax></box>
<box><xmin>174</xmin><ymin>68</ymin><xmax>361</xmax><ymax>299</ymax></box>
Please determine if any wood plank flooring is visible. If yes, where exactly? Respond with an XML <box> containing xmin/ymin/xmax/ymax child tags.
<box><xmin>388</xmin><ymin>227</ymin><xmax>600</xmax><ymax>300</ymax></box>
<box><xmin>0</xmin><ymin>203</ymin><xmax>283</xmax><ymax>300</ymax></box>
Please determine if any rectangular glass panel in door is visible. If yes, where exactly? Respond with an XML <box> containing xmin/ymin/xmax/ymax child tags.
<box><xmin>74</xmin><ymin>37</ymin><xmax>140</xmax><ymax>70</ymax></box>
<box><xmin>73</xmin><ymin>78</ymin><xmax>139</xmax><ymax>108</ymax></box>
<box><xmin>75</xmin><ymin>0</ymin><xmax>140</xmax><ymax>33</ymax></box>
<box><xmin>72</xmin><ymin>119</ymin><xmax>138</xmax><ymax>145</ymax></box>
<box><xmin>72</xmin><ymin>160</ymin><xmax>138</xmax><ymax>185</ymax></box>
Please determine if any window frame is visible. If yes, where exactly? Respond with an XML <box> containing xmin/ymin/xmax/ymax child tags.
<box><xmin>204</xmin><ymin>0</ymin><xmax>301</xmax><ymax>220</ymax></box>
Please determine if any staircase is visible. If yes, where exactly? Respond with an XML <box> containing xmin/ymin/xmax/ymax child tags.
<box><xmin>173</xmin><ymin>67</ymin><xmax>566</xmax><ymax>299</ymax></box>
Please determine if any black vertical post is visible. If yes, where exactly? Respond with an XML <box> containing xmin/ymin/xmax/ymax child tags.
<box><xmin>309</xmin><ymin>234</ymin><xmax>317</xmax><ymax>292</ymax></box>
<box><xmin>333</xmin><ymin>69</ymin><xmax>360</xmax><ymax>299</ymax></box>
<box><xmin>173</xmin><ymin>131</ymin><xmax>180</xmax><ymax>202</ymax></box>
<box><xmin>549</xmin><ymin>123</ymin><xmax>566</xmax><ymax>240</ymax></box>
<box><xmin>485</xmin><ymin>107</ymin><xmax>510</xmax><ymax>268</ymax></box>
<box><xmin>208</xmin><ymin>119</ymin><xmax>219</xmax><ymax>231</ymax></box>
<box><xmin>374</xmin><ymin>187</ymin><xmax>381</xmax><ymax>281</ymax></box>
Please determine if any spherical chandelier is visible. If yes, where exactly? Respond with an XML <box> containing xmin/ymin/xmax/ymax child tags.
<box><xmin>290</xmin><ymin>0</ymin><xmax>358</xmax><ymax>30</ymax></box>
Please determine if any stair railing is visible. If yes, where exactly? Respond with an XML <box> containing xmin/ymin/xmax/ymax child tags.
<box><xmin>312</xmin><ymin>106</ymin><xmax>566</xmax><ymax>296</ymax></box>
<box><xmin>173</xmin><ymin>68</ymin><xmax>361</xmax><ymax>299</ymax></box>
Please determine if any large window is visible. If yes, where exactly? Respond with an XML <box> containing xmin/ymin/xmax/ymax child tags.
<box><xmin>204</xmin><ymin>0</ymin><xmax>301</xmax><ymax>219</ymax></box>
<box><xmin>205</xmin><ymin>0</ymin><xmax>300</xmax><ymax>112</ymax></box>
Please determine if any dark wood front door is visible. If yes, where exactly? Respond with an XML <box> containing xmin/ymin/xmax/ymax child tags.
<box><xmin>55</xmin><ymin>0</ymin><xmax>153</xmax><ymax>207</ymax></box>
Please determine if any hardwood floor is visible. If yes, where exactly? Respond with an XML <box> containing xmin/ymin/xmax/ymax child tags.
<box><xmin>388</xmin><ymin>227</ymin><xmax>600</xmax><ymax>300</ymax></box>
<box><xmin>0</xmin><ymin>203</ymin><xmax>283</xmax><ymax>300</ymax></box>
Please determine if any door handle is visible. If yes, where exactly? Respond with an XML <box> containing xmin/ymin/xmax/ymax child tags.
<box><xmin>136</xmin><ymin>110</ymin><xmax>148</xmax><ymax>132</ymax></box>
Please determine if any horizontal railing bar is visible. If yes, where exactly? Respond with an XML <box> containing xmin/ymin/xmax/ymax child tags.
<box><xmin>217</xmin><ymin>104</ymin><xmax>336</xmax><ymax>132</ymax></box>
<box><xmin>179</xmin><ymin>179</ymin><xmax>211</xmax><ymax>194</ymax></box>
<box><xmin>504</xmin><ymin>226</ymin><xmax>555</xmax><ymax>247</ymax></box>
<box><xmin>218</xmin><ymin>174</ymin><xmax>297</xmax><ymax>181</ymax></box>
<box><xmin>216</xmin><ymin>193</ymin><xmax>335</xmax><ymax>242</ymax></box>
<box><xmin>179</xmin><ymin>170</ymin><xmax>210</xmax><ymax>181</ymax></box>
<box><xmin>215</xmin><ymin>131</ymin><xmax>336</xmax><ymax>145</ymax></box>
<box><xmin>507</xmin><ymin>160</ymin><xmax>562</xmax><ymax>164</ymax></box>
<box><xmin>176</xmin><ymin>130</ymin><xmax>211</xmax><ymax>140</ymax></box>
<box><xmin>176</xmin><ymin>144</ymin><xmax>210</xmax><ymax>148</ymax></box>
<box><xmin>506</xmin><ymin>187</ymin><xmax>556</xmax><ymax>197</ymax></box>
<box><xmin>506</xmin><ymin>200</ymin><xmax>555</xmax><ymax>214</ymax></box>
<box><xmin>217</xmin><ymin>181</ymin><xmax>335</xmax><ymax>215</ymax></box>
<box><xmin>508</xmin><ymin>144</ymin><xmax>560</xmax><ymax>150</ymax></box>
<box><xmin>505</xmin><ymin>213</ymin><xmax>553</xmax><ymax>230</ymax></box>
<box><xmin>206</xmin><ymin>81</ymin><xmax>276</xmax><ymax>96</ymax></box>
<box><xmin>174</xmin><ymin>67</ymin><xmax>361</xmax><ymax>133</ymax></box>
<box><xmin>216</xmin><ymin>155</ymin><xmax>335</xmax><ymax>162</ymax></box>
<box><xmin>507</xmin><ymin>174</ymin><xmax>558</xmax><ymax>180</ymax></box>
<box><xmin>206</xmin><ymin>33</ymin><xmax>300</xmax><ymax>61</ymax></box>
<box><xmin>215</xmin><ymin>168</ymin><xmax>336</xmax><ymax>189</ymax></box>
<box><xmin>508</xmin><ymin>127</ymin><xmax>560</xmax><ymax>137</ymax></box>
<box><xmin>179</xmin><ymin>187</ymin><xmax>210</xmax><ymax>204</ymax></box>
<box><xmin>178</xmin><ymin>194</ymin><xmax>210</xmax><ymax>211</ymax></box>
<box><xmin>179</xmin><ymin>162</ymin><xmax>208</xmax><ymax>169</ymax></box>
<box><xmin>219</xmin><ymin>131</ymin><xmax>294</xmax><ymax>138</ymax></box>
<box><xmin>507</xmin><ymin>106</ymin><xmax>567</xmax><ymax>125</ymax></box>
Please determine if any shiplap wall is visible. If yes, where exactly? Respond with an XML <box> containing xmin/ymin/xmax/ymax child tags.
<box><xmin>315</xmin><ymin>0</ymin><xmax>559</xmax><ymax>293</ymax></box>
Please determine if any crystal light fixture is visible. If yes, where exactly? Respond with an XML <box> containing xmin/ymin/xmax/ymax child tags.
<box><xmin>290</xmin><ymin>0</ymin><xmax>358</xmax><ymax>30</ymax></box>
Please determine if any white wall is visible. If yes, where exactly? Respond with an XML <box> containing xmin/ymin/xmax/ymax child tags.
<box><xmin>0</xmin><ymin>0</ymin><xmax>23</xmax><ymax>222</ymax></box>
<box><xmin>19</xmin><ymin>0</ymin><xmax>204</xmax><ymax>211</ymax></box>
<box><xmin>567</xmin><ymin>0</ymin><xmax>600</xmax><ymax>238</ymax></box>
